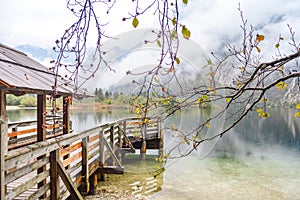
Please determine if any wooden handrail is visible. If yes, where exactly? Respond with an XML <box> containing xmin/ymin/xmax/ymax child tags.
<box><xmin>8</xmin><ymin>116</ymin><xmax>63</xmax><ymax>128</ymax></box>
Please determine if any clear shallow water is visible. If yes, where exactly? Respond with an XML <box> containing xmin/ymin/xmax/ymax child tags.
<box><xmin>149</xmin><ymin>155</ymin><xmax>300</xmax><ymax>200</ymax></box>
<box><xmin>7</xmin><ymin>107</ymin><xmax>300</xmax><ymax>199</ymax></box>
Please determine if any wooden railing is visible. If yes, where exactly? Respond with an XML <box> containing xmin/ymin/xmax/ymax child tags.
<box><xmin>7</xmin><ymin>116</ymin><xmax>66</xmax><ymax>150</ymax></box>
<box><xmin>3</xmin><ymin>117</ymin><xmax>162</xmax><ymax>200</ymax></box>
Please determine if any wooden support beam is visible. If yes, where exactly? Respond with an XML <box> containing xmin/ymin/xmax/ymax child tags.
<box><xmin>80</xmin><ymin>136</ymin><xmax>89</xmax><ymax>194</ymax></box>
<box><xmin>98</xmin><ymin>130</ymin><xmax>106</xmax><ymax>181</ymax></box>
<box><xmin>109</xmin><ymin>126</ymin><xmax>115</xmax><ymax>166</ymax></box>
<box><xmin>57</xmin><ymin>157</ymin><xmax>83</xmax><ymax>200</ymax></box>
<box><xmin>140</xmin><ymin>123</ymin><xmax>147</xmax><ymax>155</ymax></box>
<box><xmin>158</xmin><ymin>118</ymin><xmax>164</xmax><ymax>157</ymax></box>
<box><xmin>50</xmin><ymin>150</ymin><xmax>60</xmax><ymax>200</ymax></box>
<box><xmin>63</xmin><ymin>95</ymin><xmax>70</xmax><ymax>135</ymax></box>
<box><xmin>102</xmin><ymin>136</ymin><xmax>122</xmax><ymax>167</ymax></box>
<box><xmin>63</xmin><ymin>96</ymin><xmax>71</xmax><ymax>169</ymax></box>
<box><xmin>89</xmin><ymin>173</ymin><xmax>97</xmax><ymax>195</ymax></box>
<box><xmin>99</xmin><ymin>130</ymin><xmax>104</xmax><ymax>165</ymax></box>
<box><xmin>37</xmin><ymin>94</ymin><xmax>46</xmax><ymax>195</ymax></box>
<box><xmin>0</xmin><ymin>89</ymin><xmax>7</xmax><ymax>200</ymax></box>
<box><xmin>37</xmin><ymin>94</ymin><xmax>46</xmax><ymax>141</ymax></box>
<box><xmin>117</xmin><ymin>125</ymin><xmax>122</xmax><ymax>163</ymax></box>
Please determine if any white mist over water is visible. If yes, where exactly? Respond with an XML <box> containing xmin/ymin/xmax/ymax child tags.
<box><xmin>149</xmin><ymin>108</ymin><xmax>300</xmax><ymax>200</ymax></box>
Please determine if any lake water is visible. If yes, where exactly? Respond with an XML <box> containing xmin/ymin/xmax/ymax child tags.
<box><xmin>7</xmin><ymin>107</ymin><xmax>300</xmax><ymax>199</ymax></box>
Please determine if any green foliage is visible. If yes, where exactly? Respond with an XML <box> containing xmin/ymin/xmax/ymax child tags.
<box><xmin>6</xmin><ymin>94</ymin><xmax>22</xmax><ymax>106</ymax></box>
<box><xmin>95</xmin><ymin>87</ymin><xmax>104</xmax><ymax>102</ymax></box>
<box><xmin>20</xmin><ymin>95</ymin><xmax>37</xmax><ymax>107</ymax></box>
<box><xmin>6</xmin><ymin>94</ymin><xmax>37</xmax><ymax>107</ymax></box>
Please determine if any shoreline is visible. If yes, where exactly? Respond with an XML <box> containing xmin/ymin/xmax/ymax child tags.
<box><xmin>6</xmin><ymin>103</ymin><xmax>131</xmax><ymax>111</ymax></box>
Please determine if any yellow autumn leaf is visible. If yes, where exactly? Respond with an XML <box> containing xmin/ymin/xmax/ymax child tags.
<box><xmin>157</xmin><ymin>40</ymin><xmax>162</xmax><ymax>47</ymax></box>
<box><xmin>207</xmin><ymin>59</ymin><xmax>212</xmax><ymax>65</ymax></box>
<box><xmin>175</xmin><ymin>57</ymin><xmax>180</xmax><ymax>64</ymax></box>
<box><xmin>256</xmin><ymin>34</ymin><xmax>265</xmax><ymax>42</ymax></box>
<box><xmin>256</xmin><ymin>46</ymin><xmax>261</xmax><ymax>53</ymax></box>
<box><xmin>172</xmin><ymin>17</ymin><xmax>177</xmax><ymax>26</ymax></box>
<box><xmin>182</xmin><ymin>0</ymin><xmax>188</xmax><ymax>4</ymax></box>
<box><xmin>225</xmin><ymin>97</ymin><xmax>231</xmax><ymax>103</ymax></box>
<box><xmin>264</xmin><ymin>98</ymin><xmax>268</xmax><ymax>102</ymax></box>
<box><xmin>197</xmin><ymin>95</ymin><xmax>209</xmax><ymax>103</ymax></box>
<box><xmin>205</xmin><ymin>123</ymin><xmax>211</xmax><ymax>128</ymax></box>
<box><xmin>191</xmin><ymin>135</ymin><xmax>196</xmax><ymax>141</ymax></box>
<box><xmin>259</xmin><ymin>112</ymin><xmax>270</xmax><ymax>118</ymax></box>
<box><xmin>294</xmin><ymin>112</ymin><xmax>300</xmax><ymax>118</ymax></box>
<box><xmin>256</xmin><ymin>108</ymin><xmax>263</xmax><ymax>113</ymax></box>
<box><xmin>132</xmin><ymin>17</ymin><xmax>139</xmax><ymax>28</ymax></box>
<box><xmin>171</xmin><ymin>30</ymin><xmax>178</xmax><ymax>40</ymax></box>
<box><xmin>237</xmin><ymin>81</ymin><xmax>242</xmax><ymax>88</ymax></box>
<box><xmin>296</xmin><ymin>104</ymin><xmax>300</xmax><ymax>110</ymax></box>
<box><xmin>275</xmin><ymin>81</ymin><xmax>287</xmax><ymax>90</ymax></box>
<box><xmin>135</xmin><ymin>107</ymin><xmax>140</xmax><ymax>114</ymax></box>
<box><xmin>182</xmin><ymin>26</ymin><xmax>191</xmax><ymax>40</ymax></box>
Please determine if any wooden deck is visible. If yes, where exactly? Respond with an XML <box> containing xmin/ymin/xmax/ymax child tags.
<box><xmin>2</xmin><ymin>117</ymin><xmax>163</xmax><ymax>200</ymax></box>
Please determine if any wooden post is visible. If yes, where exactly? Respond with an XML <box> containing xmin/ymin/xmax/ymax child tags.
<box><xmin>0</xmin><ymin>89</ymin><xmax>7</xmax><ymax>200</ymax></box>
<box><xmin>109</xmin><ymin>126</ymin><xmax>115</xmax><ymax>166</ymax></box>
<box><xmin>63</xmin><ymin>95</ymin><xmax>70</xmax><ymax>134</ymax></box>
<box><xmin>63</xmin><ymin>96</ymin><xmax>71</xmax><ymax>169</ymax></box>
<box><xmin>80</xmin><ymin>136</ymin><xmax>89</xmax><ymax>193</ymax></box>
<box><xmin>10</xmin><ymin>127</ymin><xmax>17</xmax><ymax>144</ymax></box>
<box><xmin>121</xmin><ymin>120</ymin><xmax>127</xmax><ymax>160</ymax></box>
<box><xmin>50</xmin><ymin>149</ymin><xmax>60</xmax><ymax>200</ymax></box>
<box><xmin>37</xmin><ymin>94</ymin><xmax>47</xmax><ymax>195</ymax></box>
<box><xmin>98</xmin><ymin>130</ymin><xmax>106</xmax><ymax>181</ymax></box>
<box><xmin>117</xmin><ymin>124</ymin><xmax>122</xmax><ymax>164</ymax></box>
<box><xmin>123</xmin><ymin>120</ymin><xmax>127</xmax><ymax>135</ymax></box>
<box><xmin>140</xmin><ymin>123</ymin><xmax>147</xmax><ymax>158</ymax></box>
<box><xmin>89</xmin><ymin>173</ymin><xmax>97</xmax><ymax>195</ymax></box>
<box><xmin>158</xmin><ymin>118</ymin><xmax>164</xmax><ymax>157</ymax></box>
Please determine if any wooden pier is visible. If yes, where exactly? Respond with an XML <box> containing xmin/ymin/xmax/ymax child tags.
<box><xmin>2</xmin><ymin>117</ymin><xmax>163</xmax><ymax>200</ymax></box>
<box><xmin>0</xmin><ymin>44</ymin><xmax>163</xmax><ymax>200</ymax></box>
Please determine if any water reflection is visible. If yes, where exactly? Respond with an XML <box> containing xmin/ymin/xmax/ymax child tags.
<box><xmin>214</xmin><ymin>108</ymin><xmax>300</xmax><ymax>160</ymax></box>
<box><xmin>7</xmin><ymin>108</ymin><xmax>37</xmax><ymax>123</ymax></box>
<box><xmin>70</xmin><ymin>108</ymin><xmax>133</xmax><ymax>131</ymax></box>
<box><xmin>6</xmin><ymin>107</ymin><xmax>300</xmax><ymax>199</ymax></box>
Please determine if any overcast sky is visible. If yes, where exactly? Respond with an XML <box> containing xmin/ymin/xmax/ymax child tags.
<box><xmin>1</xmin><ymin>0</ymin><xmax>299</xmax><ymax>49</ymax></box>
<box><xmin>1</xmin><ymin>0</ymin><xmax>300</xmax><ymax>89</ymax></box>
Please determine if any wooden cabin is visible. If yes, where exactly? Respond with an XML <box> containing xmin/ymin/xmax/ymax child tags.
<box><xmin>0</xmin><ymin>43</ymin><xmax>82</xmax><ymax>199</ymax></box>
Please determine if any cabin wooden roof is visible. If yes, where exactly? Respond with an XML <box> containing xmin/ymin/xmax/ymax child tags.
<box><xmin>0</xmin><ymin>43</ymin><xmax>85</xmax><ymax>96</ymax></box>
